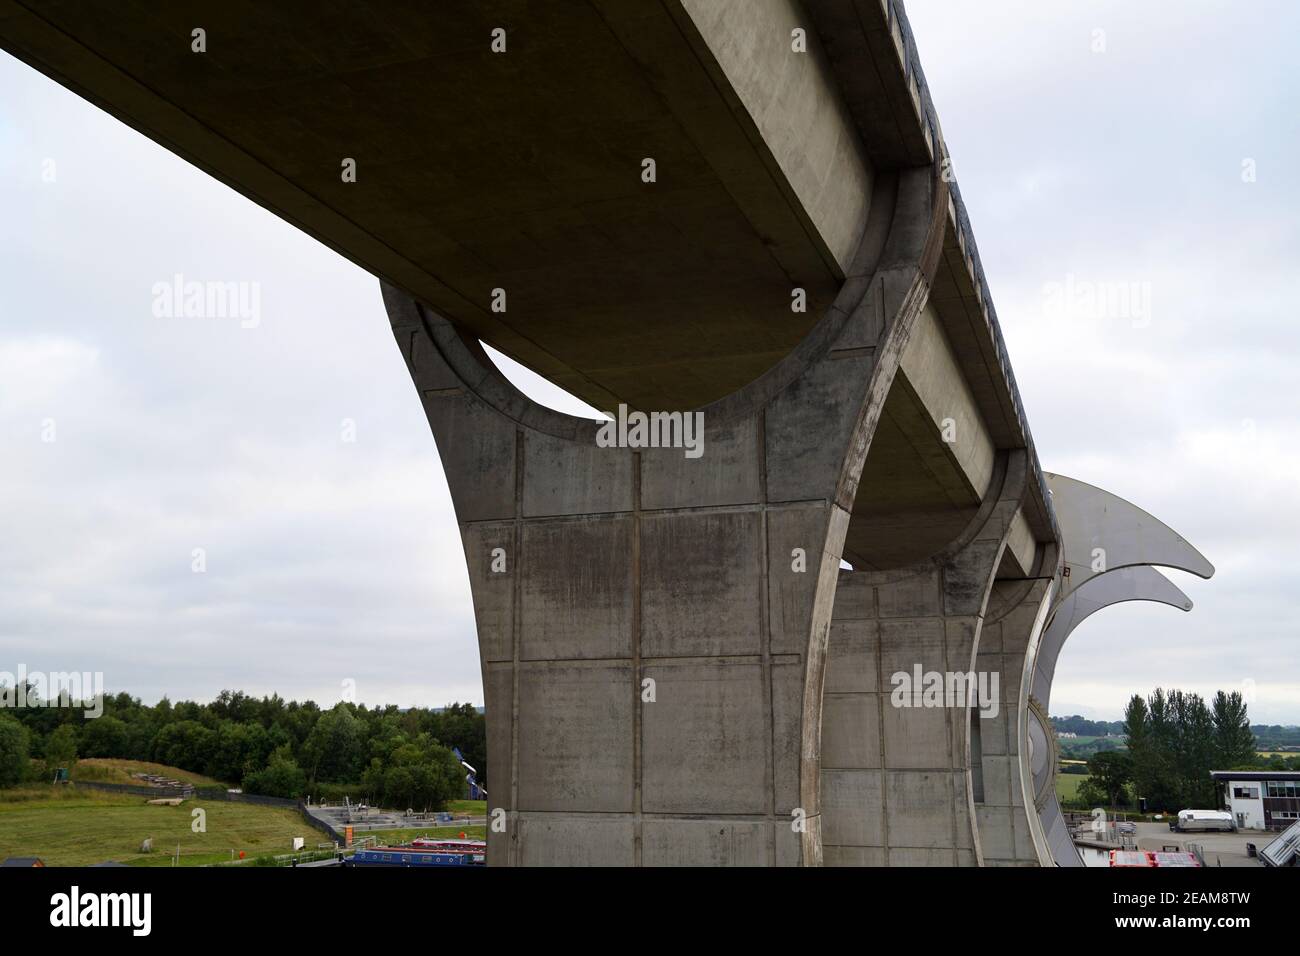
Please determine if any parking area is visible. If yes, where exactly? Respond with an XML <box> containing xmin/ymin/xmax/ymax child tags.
<box><xmin>1134</xmin><ymin>823</ymin><xmax>1266</xmax><ymax>867</ymax></box>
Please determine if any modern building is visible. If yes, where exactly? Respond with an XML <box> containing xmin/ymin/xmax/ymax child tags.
<box><xmin>1212</xmin><ymin>771</ymin><xmax>1300</xmax><ymax>831</ymax></box>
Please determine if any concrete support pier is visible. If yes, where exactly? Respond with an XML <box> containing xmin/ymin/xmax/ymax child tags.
<box><xmin>383</xmin><ymin>168</ymin><xmax>943</xmax><ymax>866</ymax></box>
<box><xmin>820</xmin><ymin>450</ymin><xmax>1051</xmax><ymax>864</ymax></box>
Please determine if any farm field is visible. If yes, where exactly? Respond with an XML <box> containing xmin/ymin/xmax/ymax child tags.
<box><xmin>1056</xmin><ymin>773</ymin><xmax>1090</xmax><ymax>802</ymax></box>
<box><xmin>1057</xmin><ymin>735</ymin><xmax>1127</xmax><ymax>755</ymax></box>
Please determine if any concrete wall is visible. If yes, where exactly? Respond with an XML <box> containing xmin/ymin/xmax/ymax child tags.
<box><xmin>971</xmin><ymin>576</ymin><xmax>1053</xmax><ymax>866</ymax></box>
<box><xmin>820</xmin><ymin>451</ymin><xmax>1032</xmax><ymax>865</ymax></box>
<box><xmin>386</xmin><ymin>293</ymin><xmax>859</xmax><ymax>863</ymax></box>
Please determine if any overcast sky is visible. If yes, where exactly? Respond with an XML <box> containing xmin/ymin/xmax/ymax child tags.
<box><xmin>1</xmin><ymin>1</ymin><xmax>1296</xmax><ymax>721</ymax></box>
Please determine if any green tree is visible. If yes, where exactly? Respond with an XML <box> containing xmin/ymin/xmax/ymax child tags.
<box><xmin>1123</xmin><ymin>694</ymin><xmax>1152</xmax><ymax>805</ymax></box>
<box><xmin>242</xmin><ymin>745</ymin><xmax>306</xmax><ymax>799</ymax></box>
<box><xmin>365</xmin><ymin>714</ymin><xmax>409</xmax><ymax>766</ymax></box>
<box><xmin>43</xmin><ymin>724</ymin><xmax>78</xmax><ymax>781</ymax></box>
<box><xmin>151</xmin><ymin>719</ymin><xmax>214</xmax><ymax>772</ymax></box>
<box><xmin>79</xmin><ymin>715</ymin><xmax>129</xmax><ymax>758</ymax></box>
<box><xmin>1124</xmin><ymin>686</ymin><xmax>1256</xmax><ymax>813</ymax></box>
<box><xmin>0</xmin><ymin>714</ymin><xmax>30</xmax><ymax>787</ymax></box>
<box><xmin>206</xmin><ymin>721</ymin><xmax>272</xmax><ymax>784</ymax></box>
<box><xmin>124</xmin><ymin>717</ymin><xmax>159</xmax><ymax>762</ymax></box>
<box><xmin>1076</xmin><ymin>778</ymin><xmax>1109</xmax><ymax>808</ymax></box>
<box><xmin>1087</xmin><ymin>751</ymin><xmax>1133</xmax><ymax>807</ymax></box>
<box><xmin>1145</xmin><ymin>688</ymin><xmax>1180</xmax><ymax>811</ymax></box>
<box><xmin>302</xmin><ymin>704</ymin><xmax>365</xmax><ymax>784</ymax></box>
<box><xmin>383</xmin><ymin>765</ymin><xmax>419</xmax><ymax>809</ymax></box>
<box><xmin>424</xmin><ymin>703</ymin><xmax>487</xmax><ymax>786</ymax></box>
<box><xmin>376</xmin><ymin>735</ymin><xmax>464</xmax><ymax>811</ymax></box>
<box><xmin>1211</xmin><ymin>691</ymin><xmax>1256</xmax><ymax>769</ymax></box>
<box><xmin>361</xmin><ymin>757</ymin><xmax>386</xmax><ymax>798</ymax></box>
<box><xmin>1183</xmin><ymin>694</ymin><xmax>1217</xmax><ymax>807</ymax></box>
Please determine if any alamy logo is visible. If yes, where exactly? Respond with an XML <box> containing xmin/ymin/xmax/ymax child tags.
<box><xmin>890</xmin><ymin>665</ymin><xmax>1000</xmax><ymax>719</ymax></box>
<box><xmin>0</xmin><ymin>666</ymin><xmax>103</xmax><ymax>718</ymax></box>
<box><xmin>596</xmin><ymin>404</ymin><xmax>704</xmax><ymax>459</ymax></box>
<box><xmin>49</xmin><ymin>887</ymin><xmax>151</xmax><ymax>936</ymax></box>
<box><xmin>1041</xmin><ymin>273</ymin><xmax>1151</xmax><ymax>327</ymax></box>
<box><xmin>151</xmin><ymin>273</ymin><xmax>261</xmax><ymax>328</ymax></box>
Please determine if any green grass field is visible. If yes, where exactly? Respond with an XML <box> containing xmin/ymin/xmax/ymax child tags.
<box><xmin>1056</xmin><ymin>773</ymin><xmax>1090</xmax><ymax>801</ymax></box>
<box><xmin>0</xmin><ymin>786</ymin><xmax>314</xmax><ymax>866</ymax></box>
<box><xmin>1</xmin><ymin>777</ymin><xmax>489</xmax><ymax>866</ymax></box>
<box><xmin>442</xmin><ymin>799</ymin><xmax>487</xmax><ymax>817</ymax></box>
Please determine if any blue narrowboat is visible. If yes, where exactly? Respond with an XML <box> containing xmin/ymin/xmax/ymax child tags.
<box><xmin>348</xmin><ymin>839</ymin><xmax>486</xmax><ymax>867</ymax></box>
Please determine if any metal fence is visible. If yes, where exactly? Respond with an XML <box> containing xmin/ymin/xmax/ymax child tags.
<box><xmin>75</xmin><ymin>780</ymin><xmax>193</xmax><ymax>799</ymax></box>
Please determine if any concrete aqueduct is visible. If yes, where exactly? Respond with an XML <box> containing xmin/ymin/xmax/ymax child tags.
<box><xmin>0</xmin><ymin>0</ymin><xmax>1212</xmax><ymax>865</ymax></box>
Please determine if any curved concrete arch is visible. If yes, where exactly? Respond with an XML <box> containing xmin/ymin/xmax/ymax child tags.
<box><xmin>1033</xmin><ymin>565</ymin><xmax>1193</xmax><ymax>709</ymax></box>
<box><xmin>1045</xmin><ymin>473</ymin><xmax>1214</xmax><ymax>604</ymax></box>
<box><xmin>1030</xmin><ymin>566</ymin><xmax>1197</xmax><ymax>866</ymax></box>
<box><xmin>1013</xmin><ymin>582</ymin><xmax>1058</xmax><ymax>864</ymax></box>
<box><xmin>1016</xmin><ymin>473</ymin><xmax>1214</xmax><ymax>867</ymax></box>
<box><xmin>1026</xmin><ymin>698</ymin><xmax>1056</xmax><ymax>811</ymax></box>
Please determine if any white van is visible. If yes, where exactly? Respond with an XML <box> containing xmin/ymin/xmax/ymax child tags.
<box><xmin>1171</xmin><ymin>810</ymin><xmax>1236</xmax><ymax>833</ymax></box>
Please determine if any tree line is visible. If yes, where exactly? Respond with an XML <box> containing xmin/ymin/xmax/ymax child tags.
<box><xmin>1063</xmin><ymin>688</ymin><xmax>1267</xmax><ymax>811</ymax></box>
<box><xmin>0</xmin><ymin>687</ymin><xmax>485</xmax><ymax>811</ymax></box>
<box><xmin>1123</xmin><ymin>688</ymin><xmax>1257</xmax><ymax>811</ymax></box>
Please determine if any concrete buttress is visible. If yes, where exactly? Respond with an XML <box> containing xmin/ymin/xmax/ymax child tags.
<box><xmin>384</xmin><ymin>167</ymin><xmax>946</xmax><ymax>865</ymax></box>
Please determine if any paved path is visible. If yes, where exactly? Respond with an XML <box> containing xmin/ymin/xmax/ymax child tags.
<box><xmin>1134</xmin><ymin>823</ymin><xmax>1263</xmax><ymax>868</ymax></box>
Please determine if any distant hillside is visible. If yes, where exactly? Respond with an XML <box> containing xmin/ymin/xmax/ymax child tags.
<box><xmin>1051</xmin><ymin>715</ymin><xmax>1300</xmax><ymax>753</ymax></box>
<box><xmin>1252</xmin><ymin>725</ymin><xmax>1300</xmax><ymax>750</ymax></box>
<box><xmin>1050</xmin><ymin>715</ymin><xmax>1125</xmax><ymax>737</ymax></box>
